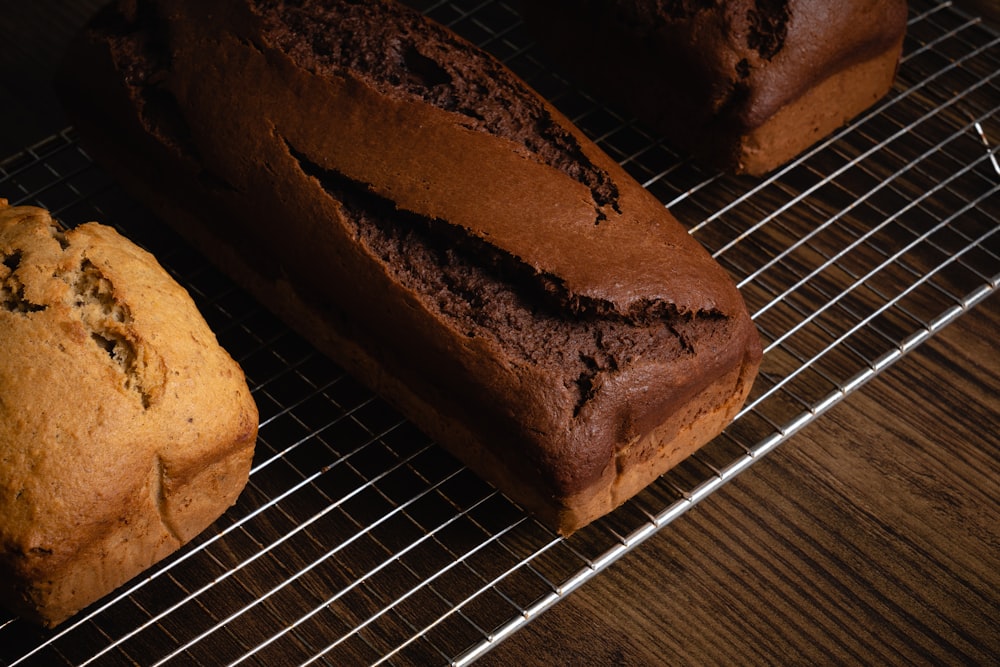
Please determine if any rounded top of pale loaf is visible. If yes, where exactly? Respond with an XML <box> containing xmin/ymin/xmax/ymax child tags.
<box><xmin>0</xmin><ymin>201</ymin><xmax>257</xmax><ymax>573</ymax></box>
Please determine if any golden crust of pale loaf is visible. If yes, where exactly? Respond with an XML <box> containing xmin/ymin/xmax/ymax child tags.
<box><xmin>0</xmin><ymin>200</ymin><xmax>258</xmax><ymax>627</ymax></box>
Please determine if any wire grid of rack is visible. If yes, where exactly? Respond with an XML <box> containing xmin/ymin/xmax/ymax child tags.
<box><xmin>1</xmin><ymin>0</ymin><xmax>997</xmax><ymax>664</ymax></box>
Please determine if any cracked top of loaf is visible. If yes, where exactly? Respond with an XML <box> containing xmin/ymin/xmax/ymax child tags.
<box><xmin>85</xmin><ymin>0</ymin><xmax>745</xmax><ymax>319</ymax></box>
<box><xmin>57</xmin><ymin>0</ymin><xmax>761</xmax><ymax>518</ymax></box>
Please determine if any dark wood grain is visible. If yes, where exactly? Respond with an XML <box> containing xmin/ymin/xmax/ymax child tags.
<box><xmin>0</xmin><ymin>1</ymin><xmax>997</xmax><ymax>664</ymax></box>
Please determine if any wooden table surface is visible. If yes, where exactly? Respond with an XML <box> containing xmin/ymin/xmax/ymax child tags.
<box><xmin>1</xmin><ymin>1</ymin><xmax>997</xmax><ymax>665</ymax></box>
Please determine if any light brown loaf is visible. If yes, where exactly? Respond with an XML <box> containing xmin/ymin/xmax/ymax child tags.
<box><xmin>57</xmin><ymin>0</ymin><xmax>761</xmax><ymax>535</ymax></box>
<box><xmin>0</xmin><ymin>200</ymin><xmax>258</xmax><ymax>627</ymax></box>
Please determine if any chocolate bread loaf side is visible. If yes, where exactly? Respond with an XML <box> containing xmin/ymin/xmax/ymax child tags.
<box><xmin>57</xmin><ymin>0</ymin><xmax>761</xmax><ymax>534</ymax></box>
<box><xmin>521</xmin><ymin>0</ymin><xmax>908</xmax><ymax>175</ymax></box>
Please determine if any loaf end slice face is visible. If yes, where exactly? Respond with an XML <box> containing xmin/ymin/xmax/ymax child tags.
<box><xmin>521</xmin><ymin>0</ymin><xmax>908</xmax><ymax>175</ymax></box>
<box><xmin>57</xmin><ymin>0</ymin><xmax>761</xmax><ymax>534</ymax></box>
<box><xmin>0</xmin><ymin>201</ymin><xmax>258</xmax><ymax>627</ymax></box>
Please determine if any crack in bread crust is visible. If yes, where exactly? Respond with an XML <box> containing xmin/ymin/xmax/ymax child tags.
<box><xmin>151</xmin><ymin>454</ymin><xmax>183</xmax><ymax>542</ymax></box>
<box><xmin>253</xmin><ymin>0</ymin><xmax>621</xmax><ymax>214</ymax></box>
<box><xmin>282</xmin><ymin>137</ymin><xmax>716</xmax><ymax>421</ymax></box>
<box><xmin>1</xmin><ymin>210</ymin><xmax>166</xmax><ymax>408</ymax></box>
<box><xmin>1</xmin><ymin>251</ymin><xmax>46</xmax><ymax>313</ymax></box>
<box><xmin>68</xmin><ymin>257</ymin><xmax>164</xmax><ymax>409</ymax></box>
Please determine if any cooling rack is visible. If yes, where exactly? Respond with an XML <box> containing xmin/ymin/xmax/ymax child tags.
<box><xmin>1</xmin><ymin>0</ymin><xmax>997</xmax><ymax>664</ymax></box>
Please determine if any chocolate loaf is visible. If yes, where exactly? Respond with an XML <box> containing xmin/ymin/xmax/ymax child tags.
<box><xmin>520</xmin><ymin>0</ymin><xmax>908</xmax><ymax>175</ymax></box>
<box><xmin>58</xmin><ymin>0</ymin><xmax>761</xmax><ymax>534</ymax></box>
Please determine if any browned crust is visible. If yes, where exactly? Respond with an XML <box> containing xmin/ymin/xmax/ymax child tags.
<box><xmin>553</xmin><ymin>353</ymin><xmax>757</xmax><ymax>532</ymax></box>
<box><xmin>56</xmin><ymin>0</ymin><xmax>761</xmax><ymax>535</ymax></box>
<box><xmin>732</xmin><ymin>36</ymin><xmax>905</xmax><ymax>174</ymax></box>
<box><xmin>520</xmin><ymin>0</ymin><xmax>908</xmax><ymax>175</ymax></box>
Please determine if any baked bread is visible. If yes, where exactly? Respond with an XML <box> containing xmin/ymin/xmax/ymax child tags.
<box><xmin>0</xmin><ymin>201</ymin><xmax>258</xmax><ymax>627</ymax></box>
<box><xmin>57</xmin><ymin>0</ymin><xmax>761</xmax><ymax>535</ymax></box>
<box><xmin>520</xmin><ymin>0</ymin><xmax>908</xmax><ymax>175</ymax></box>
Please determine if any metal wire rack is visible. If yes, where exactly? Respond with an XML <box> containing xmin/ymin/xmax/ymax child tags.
<box><xmin>1</xmin><ymin>0</ymin><xmax>997</xmax><ymax>664</ymax></box>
